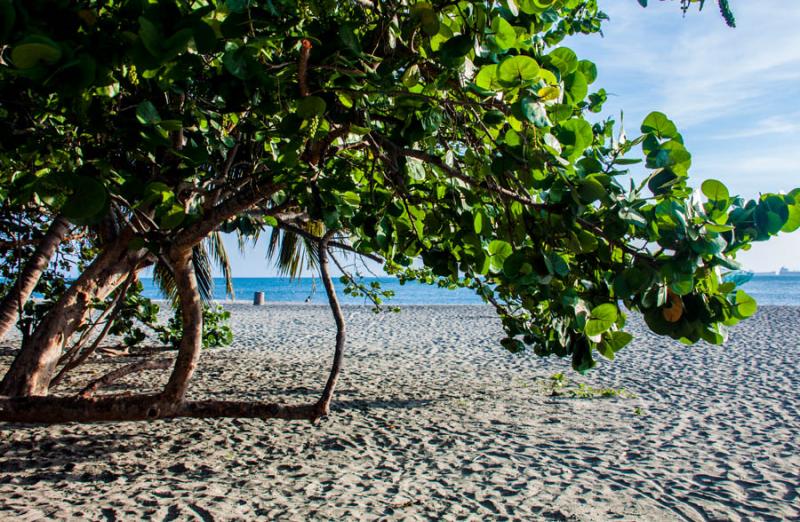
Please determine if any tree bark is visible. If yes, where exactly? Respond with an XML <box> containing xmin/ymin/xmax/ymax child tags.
<box><xmin>49</xmin><ymin>273</ymin><xmax>136</xmax><ymax>390</ymax></box>
<box><xmin>0</xmin><ymin>395</ymin><xmax>322</xmax><ymax>423</ymax></box>
<box><xmin>315</xmin><ymin>231</ymin><xmax>346</xmax><ymax>416</ymax></box>
<box><xmin>0</xmin><ymin>228</ymin><xmax>149</xmax><ymax>397</ymax></box>
<box><xmin>159</xmin><ymin>246</ymin><xmax>204</xmax><ymax>404</ymax></box>
<box><xmin>79</xmin><ymin>358</ymin><xmax>173</xmax><ymax>398</ymax></box>
<box><xmin>0</xmin><ymin>216</ymin><xmax>70</xmax><ymax>340</ymax></box>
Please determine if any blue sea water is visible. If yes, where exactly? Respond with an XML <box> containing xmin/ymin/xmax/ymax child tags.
<box><xmin>137</xmin><ymin>274</ymin><xmax>800</xmax><ymax>306</ymax></box>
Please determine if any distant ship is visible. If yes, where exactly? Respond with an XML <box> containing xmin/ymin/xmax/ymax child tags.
<box><xmin>775</xmin><ymin>267</ymin><xmax>800</xmax><ymax>276</ymax></box>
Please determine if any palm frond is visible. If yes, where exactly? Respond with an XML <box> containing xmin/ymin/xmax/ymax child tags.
<box><xmin>206</xmin><ymin>231</ymin><xmax>234</xmax><ymax>299</ymax></box>
<box><xmin>192</xmin><ymin>245</ymin><xmax>214</xmax><ymax>303</ymax></box>
<box><xmin>152</xmin><ymin>245</ymin><xmax>215</xmax><ymax>308</ymax></box>
<box><xmin>266</xmin><ymin>221</ymin><xmax>323</xmax><ymax>280</ymax></box>
<box><xmin>153</xmin><ymin>259</ymin><xmax>179</xmax><ymax>308</ymax></box>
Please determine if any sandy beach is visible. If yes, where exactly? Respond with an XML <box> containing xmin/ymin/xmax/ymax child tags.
<box><xmin>0</xmin><ymin>304</ymin><xmax>798</xmax><ymax>521</ymax></box>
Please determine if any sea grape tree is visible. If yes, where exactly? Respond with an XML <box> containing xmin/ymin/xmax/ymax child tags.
<box><xmin>0</xmin><ymin>0</ymin><xmax>796</xmax><ymax>423</ymax></box>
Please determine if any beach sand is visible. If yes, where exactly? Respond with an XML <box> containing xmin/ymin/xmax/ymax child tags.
<box><xmin>0</xmin><ymin>304</ymin><xmax>798</xmax><ymax>521</ymax></box>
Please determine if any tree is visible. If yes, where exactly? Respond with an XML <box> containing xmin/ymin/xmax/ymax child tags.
<box><xmin>0</xmin><ymin>214</ymin><xmax>70</xmax><ymax>339</ymax></box>
<box><xmin>0</xmin><ymin>0</ymin><xmax>795</xmax><ymax>423</ymax></box>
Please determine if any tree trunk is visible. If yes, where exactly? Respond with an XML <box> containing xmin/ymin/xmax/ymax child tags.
<box><xmin>315</xmin><ymin>232</ymin><xmax>346</xmax><ymax>416</ymax></box>
<box><xmin>0</xmin><ymin>216</ymin><xmax>70</xmax><ymax>340</ymax></box>
<box><xmin>48</xmin><ymin>273</ymin><xmax>136</xmax><ymax>390</ymax></box>
<box><xmin>0</xmin><ymin>228</ymin><xmax>149</xmax><ymax>397</ymax></box>
<box><xmin>0</xmin><ymin>394</ymin><xmax>322</xmax><ymax>423</ymax></box>
<box><xmin>160</xmin><ymin>246</ymin><xmax>204</xmax><ymax>404</ymax></box>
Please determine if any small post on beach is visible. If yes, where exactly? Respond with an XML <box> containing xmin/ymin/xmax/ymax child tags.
<box><xmin>253</xmin><ymin>291</ymin><xmax>265</xmax><ymax>306</ymax></box>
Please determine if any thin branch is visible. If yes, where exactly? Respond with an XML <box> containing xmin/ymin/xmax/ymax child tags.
<box><xmin>50</xmin><ymin>271</ymin><xmax>137</xmax><ymax>389</ymax></box>
<box><xmin>298</xmin><ymin>39</ymin><xmax>312</xmax><ymax>97</ymax></box>
<box><xmin>79</xmin><ymin>358</ymin><xmax>173</xmax><ymax>399</ymax></box>
<box><xmin>386</xmin><ymin>143</ymin><xmax>555</xmax><ymax>211</ymax></box>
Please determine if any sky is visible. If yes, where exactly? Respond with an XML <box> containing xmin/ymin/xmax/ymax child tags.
<box><xmin>219</xmin><ymin>1</ymin><xmax>800</xmax><ymax>277</ymax></box>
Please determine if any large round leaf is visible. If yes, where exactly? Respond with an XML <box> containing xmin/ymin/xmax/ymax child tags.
<box><xmin>61</xmin><ymin>176</ymin><xmax>108</xmax><ymax>220</ymax></box>
<box><xmin>547</xmin><ymin>47</ymin><xmax>578</xmax><ymax>76</ymax></box>
<box><xmin>497</xmin><ymin>56</ymin><xmax>540</xmax><ymax>86</ymax></box>
<box><xmin>641</xmin><ymin>111</ymin><xmax>678</xmax><ymax>139</ymax></box>
<box><xmin>585</xmin><ymin>303</ymin><xmax>618</xmax><ymax>337</ymax></box>
<box><xmin>11</xmin><ymin>38</ymin><xmax>62</xmax><ymax>69</ymax></box>
<box><xmin>297</xmin><ymin>96</ymin><xmax>327</xmax><ymax>119</ymax></box>
<box><xmin>701</xmin><ymin>179</ymin><xmax>729</xmax><ymax>202</ymax></box>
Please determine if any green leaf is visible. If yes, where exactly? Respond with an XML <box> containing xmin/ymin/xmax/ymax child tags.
<box><xmin>227</xmin><ymin>0</ymin><xmax>250</xmax><ymax>13</ymax></box>
<box><xmin>578</xmin><ymin>60</ymin><xmax>597</xmax><ymax>84</ymax></box>
<box><xmin>11</xmin><ymin>39</ymin><xmax>62</xmax><ymax>69</ymax></box>
<box><xmin>61</xmin><ymin>176</ymin><xmax>107</xmax><ymax>220</ymax></box>
<box><xmin>701</xmin><ymin>179</ymin><xmax>729</xmax><ymax>202</ymax></box>
<box><xmin>734</xmin><ymin>290</ymin><xmax>757</xmax><ymax>318</ymax></box>
<box><xmin>782</xmin><ymin>204</ymin><xmax>800</xmax><ymax>233</ymax></box>
<box><xmin>641</xmin><ymin>111</ymin><xmax>678</xmax><ymax>139</ymax></box>
<box><xmin>159</xmin><ymin>204</ymin><xmax>186</xmax><ymax>229</ymax></box>
<box><xmin>488</xmin><ymin>240</ymin><xmax>513</xmax><ymax>271</ymax></box>
<box><xmin>497</xmin><ymin>55</ymin><xmax>540</xmax><ymax>86</ymax></box>
<box><xmin>547</xmin><ymin>47</ymin><xmax>578</xmax><ymax>76</ymax></box>
<box><xmin>475</xmin><ymin>65</ymin><xmax>500</xmax><ymax>91</ymax></box>
<box><xmin>577</xmin><ymin>177</ymin><xmax>606</xmax><ymax>204</ymax></box>
<box><xmin>620</xmin><ymin>208</ymin><xmax>647</xmax><ymax>228</ymax></box>
<box><xmin>138</xmin><ymin>17</ymin><xmax>162</xmax><ymax>57</ymax></box>
<box><xmin>597</xmin><ymin>331</ymin><xmax>633</xmax><ymax>360</ymax></box>
<box><xmin>439</xmin><ymin>34</ymin><xmax>473</xmax><ymax>63</ymax></box>
<box><xmin>473</xmin><ymin>211</ymin><xmax>485</xmax><ymax>234</ymax></box>
<box><xmin>222</xmin><ymin>47</ymin><xmax>251</xmax><ymax>79</ymax></box>
<box><xmin>297</xmin><ymin>96</ymin><xmax>327</xmax><ymax>119</ymax></box>
<box><xmin>556</xmin><ymin>119</ymin><xmax>593</xmax><ymax>160</ymax></box>
<box><xmin>564</xmin><ymin>71</ymin><xmax>588</xmax><ymax>103</ymax></box>
<box><xmin>544</xmin><ymin>252</ymin><xmax>569</xmax><ymax>276</ymax></box>
<box><xmin>491</xmin><ymin>16</ymin><xmax>517</xmax><ymax>50</ymax></box>
<box><xmin>410</xmin><ymin>3</ymin><xmax>440</xmax><ymax>36</ymax></box>
<box><xmin>585</xmin><ymin>303</ymin><xmax>618</xmax><ymax>336</ymax></box>
<box><xmin>483</xmin><ymin>109</ymin><xmax>505</xmax><ymax>126</ymax></box>
<box><xmin>193</xmin><ymin>21</ymin><xmax>218</xmax><ymax>54</ymax></box>
<box><xmin>519</xmin><ymin>97</ymin><xmax>550</xmax><ymax>127</ymax></box>
<box><xmin>136</xmin><ymin>101</ymin><xmax>161</xmax><ymax>125</ymax></box>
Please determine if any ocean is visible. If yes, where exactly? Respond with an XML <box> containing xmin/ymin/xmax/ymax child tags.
<box><xmin>137</xmin><ymin>274</ymin><xmax>800</xmax><ymax>306</ymax></box>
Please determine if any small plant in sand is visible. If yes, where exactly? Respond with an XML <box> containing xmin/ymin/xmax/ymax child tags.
<box><xmin>542</xmin><ymin>373</ymin><xmax>635</xmax><ymax>399</ymax></box>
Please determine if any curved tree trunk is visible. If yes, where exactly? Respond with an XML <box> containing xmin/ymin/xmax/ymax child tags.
<box><xmin>315</xmin><ymin>231</ymin><xmax>346</xmax><ymax>416</ymax></box>
<box><xmin>0</xmin><ymin>228</ymin><xmax>149</xmax><ymax>397</ymax></box>
<box><xmin>159</xmin><ymin>246</ymin><xmax>204</xmax><ymax>407</ymax></box>
<box><xmin>0</xmin><ymin>227</ymin><xmax>351</xmax><ymax>424</ymax></box>
<box><xmin>0</xmin><ymin>216</ymin><xmax>70</xmax><ymax>340</ymax></box>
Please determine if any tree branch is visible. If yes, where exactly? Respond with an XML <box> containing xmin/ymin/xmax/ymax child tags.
<box><xmin>79</xmin><ymin>358</ymin><xmax>173</xmax><ymax>399</ymax></box>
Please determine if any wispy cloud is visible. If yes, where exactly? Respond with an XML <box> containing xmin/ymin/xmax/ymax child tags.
<box><xmin>710</xmin><ymin>113</ymin><xmax>800</xmax><ymax>140</ymax></box>
<box><xmin>571</xmin><ymin>2</ymin><xmax>800</xmax><ymax>128</ymax></box>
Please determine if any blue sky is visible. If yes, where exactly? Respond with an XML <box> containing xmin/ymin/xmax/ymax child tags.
<box><xmin>220</xmin><ymin>1</ymin><xmax>800</xmax><ymax>277</ymax></box>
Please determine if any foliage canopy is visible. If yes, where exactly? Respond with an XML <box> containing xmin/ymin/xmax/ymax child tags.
<box><xmin>0</xmin><ymin>0</ymin><xmax>795</xmax><ymax>418</ymax></box>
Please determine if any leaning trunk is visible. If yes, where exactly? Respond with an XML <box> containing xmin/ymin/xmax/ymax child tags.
<box><xmin>315</xmin><ymin>232</ymin><xmax>346</xmax><ymax>416</ymax></box>
<box><xmin>0</xmin><ymin>228</ymin><xmax>149</xmax><ymax>397</ymax></box>
<box><xmin>0</xmin><ymin>216</ymin><xmax>70</xmax><ymax>340</ymax></box>
<box><xmin>159</xmin><ymin>246</ymin><xmax>204</xmax><ymax>406</ymax></box>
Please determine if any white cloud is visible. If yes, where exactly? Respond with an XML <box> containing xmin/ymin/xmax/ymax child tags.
<box><xmin>710</xmin><ymin>113</ymin><xmax>800</xmax><ymax>140</ymax></box>
<box><xmin>571</xmin><ymin>1</ymin><xmax>800</xmax><ymax>128</ymax></box>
